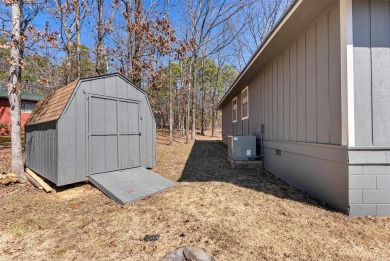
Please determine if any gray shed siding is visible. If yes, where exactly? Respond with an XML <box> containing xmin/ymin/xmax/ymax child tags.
<box><xmin>349</xmin><ymin>0</ymin><xmax>390</xmax><ymax>216</ymax></box>
<box><xmin>25</xmin><ymin>121</ymin><xmax>58</xmax><ymax>184</ymax></box>
<box><xmin>57</xmin><ymin>75</ymin><xmax>156</xmax><ymax>186</ymax></box>
<box><xmin>222</xmin><ymin>2</ymin><xmax>349</xmax><ymax>212</ymax></box>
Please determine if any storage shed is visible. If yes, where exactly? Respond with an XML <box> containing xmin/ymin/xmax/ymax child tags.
<box><xmin>25</xmin><ymin>73</ymin><xmax>156</xmax><ymax>187</ymax></box>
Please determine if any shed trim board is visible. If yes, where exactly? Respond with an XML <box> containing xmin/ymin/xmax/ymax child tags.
<box><xmin>218</xmin><ymin>0</ymin><xmax>390</xmax><ymax>216</ymax></box>
<box><xmin>340</xmin><ymin>0</ymin><xmax>355</xmax><ymax>146</ymax></box>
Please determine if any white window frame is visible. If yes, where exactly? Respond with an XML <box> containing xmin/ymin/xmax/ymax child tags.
<box><xmin>232</xmin><ymin>97</ymin><xmax>237</xmax><ymax>123</ymax></box>
<box><xmin>21</xmin><ymin>102</ymin><xmax>35</xmax><ymax>113</ymax></box>
<box><xmin>241</xmin><ymin>86</ymin><xmax>249</xmax><ymax>120</ymax></box>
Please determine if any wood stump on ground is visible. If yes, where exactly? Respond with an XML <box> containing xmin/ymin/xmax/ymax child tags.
<box><xmin>0</xmin><ymin>173</ymin><xmax>20</xmax><ymax>185</ymax></box>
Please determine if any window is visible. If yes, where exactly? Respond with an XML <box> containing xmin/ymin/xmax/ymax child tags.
<box><xmin>21</xmin><ymin>103</ymin><xmax>35</xmax><ymax>113</ymax></box>
<box><xmin>232</xmin><ymin>97</ymin><xmax>237</xmax><ymax>122</ymax></box>
<box><xmin>241</xmin><ymin>87</ymin><xmax>249</xmax><ymax>120</ymax></box>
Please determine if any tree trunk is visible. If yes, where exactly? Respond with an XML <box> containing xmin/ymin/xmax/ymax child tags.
<box><xmin>186</xmin><ymin>61</ymin><xmax>191</xmax><ymax>144</ymax></box>
<box><xmin>211</xmin><ymin>109</ymin><xmax>215</xmax><ymax>137</ymax></box>
<box><xmin>168</xmin><ymin>56</ymin><xmax>173</xmax><ymax>145</ymax></box>
<box><xmin>200</xmin><ymin>57</ymin><xmax>205</xmax><ymax>135</ymax></box>
<box><xmin>75</xmin><ymin>0</ymin><xmax>81</xmax><ymax>78</ymax></box>
<box><xmin>95</xmin><ymin>0</ymin><xmax>104</xmax><ymax>75</ymax></box>
<box><xmin>65</xmin><ymin>39</ymin><xmax>72</xmax><ymax>84</ymax></box>
<box><xmin>175</xmin><ymin>84</ymin><xmax>179</xmax><ymax>129</ymax></box>
<box><xmin>8</xmin><ymin>2</ymin><xmax>25</xmax><ymax>180</ymax></box>
<box><xmin>211</xmin><ymin>63</ymin><xmax>221</xmax><ymax>137</ymax></box>
<box><xmin>191</xmin><ymin>57</ymin><xmax>196</xmax><ymax>140</ymax></box>
<box><xmin>181</xmin><ymin>114</ymin><xmax>185</xmax><ymax>136</ymax></box>
<box><xmin>132</xmin><ymin>0</ymin><xmax>142</xmax><ymax>87</ymax></box>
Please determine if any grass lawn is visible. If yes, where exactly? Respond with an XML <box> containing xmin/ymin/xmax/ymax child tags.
<box><xmin>0</xmin><ymin>130</ymin><xmax>390</xmax><ymax>260</ymax></box>
<box><xmin>0</xmin><ymin>135</ymin><xmax>25</xmax><ymax>148</ymax></box>
<box><xmin>0</xmin><ymin>135</ymin><xmax>24</xmax><ymax>174</ymax></box>
<box><xmin>0</xmin><ymin>135</ymin><xmax>12</xmax><ymax>148</ymax></box>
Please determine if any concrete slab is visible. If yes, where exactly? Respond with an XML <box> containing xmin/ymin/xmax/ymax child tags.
<box><xmin>89</xmin><ymin>167</ymin><xmax>176</xmax><ymax>204</ymax></box>
<box><xmin>227</xmin><ymin>157</ymin><xmax>263</xmax><ymax>169</ymax></box>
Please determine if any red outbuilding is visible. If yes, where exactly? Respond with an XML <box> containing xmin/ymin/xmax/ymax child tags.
<box><xmin>0</xmin><ymin>89</ymin><xmax>45</xmax><ymax>135</ymax></box>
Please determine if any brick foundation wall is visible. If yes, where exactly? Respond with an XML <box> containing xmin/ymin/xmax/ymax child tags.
<box><xmin>348</xmin><ymin>150</ymin><xmax>390</xmax><ymax>216</ymax></box>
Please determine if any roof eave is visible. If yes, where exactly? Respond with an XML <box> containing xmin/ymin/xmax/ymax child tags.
<box><xmin>217</xmin><ymin>0</ymin><xmax>338</xmax><ymax>109</ymax></box>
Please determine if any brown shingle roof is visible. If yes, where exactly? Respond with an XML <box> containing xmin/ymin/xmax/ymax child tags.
<box><xmin>26</xmin><ymin>80</ymin><xmax>78</xmax><ymax>125</ymax></box>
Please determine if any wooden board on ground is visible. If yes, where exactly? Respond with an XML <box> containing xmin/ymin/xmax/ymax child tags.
<box><xmin>25</xmin><ymin>171</ymin><xmax>43</xmax><ymax>190</ymax></box>
<box><xmin>25</xmin><ymin>168</ymin><xmax>52</xmax><ymax>192</ymax></box>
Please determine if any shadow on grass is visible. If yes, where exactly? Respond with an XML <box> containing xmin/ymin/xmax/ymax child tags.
<box><xmin>178</xmin><ymin>139</ymin><xmax>338</xmax><ymax>213</ymax></box>
<box><xmin>52</xmin><ymin>181</ymin><xmax>91</xmax><ymax>193</ymax></box>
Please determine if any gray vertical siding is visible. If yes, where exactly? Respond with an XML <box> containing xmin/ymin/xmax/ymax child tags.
<box><xmin>222</xmin><ymin>100</ymin><xmax>232</xmax><ymax>144</ymax></box>
<box><xmin>353</xmin><ymin>0</ymin><xmax>390</xmax><ymax>146</ymax></box>
<box><xmin>289</xmin><ymin>42</ymin><xmax>298</xmax><ymax>141</ymax></box>
<box><xmin>329</xmin><ymin>6</ymin><xmax>342</xmax><ymax>145</ymax></box>
<box><xmin>297</xmin><ymin>34</ymin><xmax>306</xmax><ymax>142</ymax></box>
<box><xmin>317</xmin><ymin>13</ymin><xmax>330</xmax><ymax>144</ymax></box>
<box><xmin>221</xmin><ymin>3</ymin><xmax>348</xmax><ymax>212</ymax></box>
<box><xmin>223</xmin><ymin>3</ymin><xmax>342</xmax><ymax>146</ymax></box>
<box><xmin>57</xmin><ymin>75</ymin><xmax>156</xmax><ymax>186</ymax></box>
<box><xmin>349</xmin><ymin>0</ymin><xmax>390</xmax><ymax>216</ymax></box>
<box><xmin>283</xmin><ymin>50</ymin><xmax>290</xmax><ymax>141</ymax></box>
<box><xmin>25</xmin><ymin>121</ymin><xmax>58</xmax><ymax>184</ymax></box>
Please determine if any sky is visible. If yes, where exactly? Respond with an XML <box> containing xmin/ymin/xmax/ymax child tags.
<box><xmin>1</xmin><ymin>0</ymin><xmax>290</xmax><ymax>73</ymax></box>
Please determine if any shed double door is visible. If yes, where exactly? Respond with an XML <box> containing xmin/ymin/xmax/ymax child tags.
<box><xmin>87</xmin><ymin>94</ymin><xmax>141</xmax><ymax>175</ymax></box>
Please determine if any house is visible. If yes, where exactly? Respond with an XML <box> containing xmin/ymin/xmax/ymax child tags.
<box><xmin>0</xmin><ymin>89</ymin><xmax>45</xmax><ymax>134</ymax></box>
<box><xmin>217</xmin><ymin>0</ymin><xmax>390</xmax><ymax>216</ymax></box>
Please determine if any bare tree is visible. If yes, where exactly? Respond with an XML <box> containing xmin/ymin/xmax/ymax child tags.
<box><xmin>3</xmin><ymin>0</ymin><xmax>51</xmax><ymax>179</ymax></box>
<box><xmin>229</xmin><ymin>0</ymin><xmax>291</xmax><ymax>70</ymax></box>
<box><xmin>54</xmin><ymin>0</ymin><xmax>90</xmax><ymax>83</ymax></box>
<box><xmin>75</xmin><ymin>0</ymin><xmax>81</xmax><ymax>78</ymax></box>
<box><xmin>94</xmin><ymin>0</ymin><xmax>118</xmax><ymax>75</ymax></box>
<box><xmin>7</xmin><ymin>0</ymin><xmax>24</xmax><ymax>179</ymax></box>
<box><xmin>183</xmin><ymin>0</ymin><xmax>248</xmax><ymax>137</ymax></box>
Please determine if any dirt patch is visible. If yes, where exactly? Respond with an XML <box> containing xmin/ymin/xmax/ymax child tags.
<box><xmin>0</xmin><ymin>147</ymin><xmax>12</xmax><ymax>174</ymax></box>
<box><xmin>0</xmin><ymin>130</ymin><xmax>390</xmax><ymax>260</ymax></box>
<box><xmin>0</xmin><ymin>135</ymin><xmax>25</xmax><ymax>174</ymax></box>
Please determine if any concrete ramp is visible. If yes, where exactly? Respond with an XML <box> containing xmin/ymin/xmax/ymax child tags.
<box><xmin>89</xmin><ymin>167</ymin><xmax>176</xmax><ymax>204</ymax></box>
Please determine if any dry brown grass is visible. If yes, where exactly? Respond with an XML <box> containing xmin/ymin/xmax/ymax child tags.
<box><xmin>1</xmin><ymin>130</ymin><xmax>390</xmax><ymax>260</ymax></box>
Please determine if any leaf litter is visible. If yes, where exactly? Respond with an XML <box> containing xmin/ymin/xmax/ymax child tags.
<box><xmin>0</xmin><ymin>130</ymin><xmax>390</xmax><ymax>260</ymax></box>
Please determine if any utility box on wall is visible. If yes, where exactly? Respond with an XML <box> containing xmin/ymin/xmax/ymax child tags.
<box><xmin>228</xmin><ymin>136</ymin><xmax>256</xmax><ymax>160</ymax></box>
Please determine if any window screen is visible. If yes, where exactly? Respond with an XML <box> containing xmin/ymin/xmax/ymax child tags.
<box><xmin>242</xmin><ymin>88</ymin><xmax>248</xmax><ymax>119</ymax></box>
<box><xmin>232</xmin><ymin>98</ymin><xmax>237</xmax><ymax>122</ymax></box>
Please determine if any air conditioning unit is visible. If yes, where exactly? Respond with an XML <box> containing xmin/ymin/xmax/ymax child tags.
<box><xmin>228</xmin><ymin>136</ymin><xmax>256</xmax><ymax>161</ymax></box>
